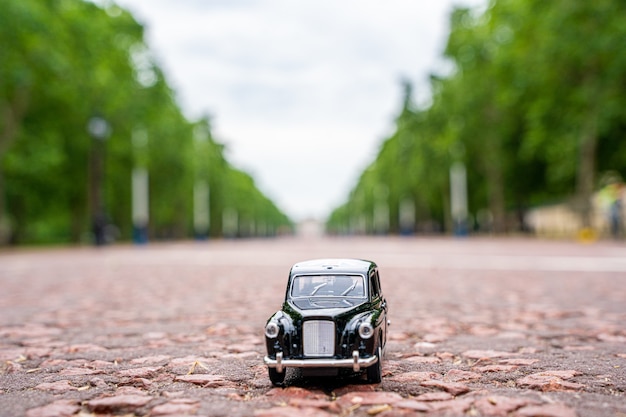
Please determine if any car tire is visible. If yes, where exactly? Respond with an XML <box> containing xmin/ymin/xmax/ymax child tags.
<box><xmin>367</xmin><ymin>345</ymin><xmax>382</xmax><ymax>384</ymax></box>
<box><xmin>268</xmin><ymin>367</ymin><xmax>286</xmax><ymax>386</ymax></box>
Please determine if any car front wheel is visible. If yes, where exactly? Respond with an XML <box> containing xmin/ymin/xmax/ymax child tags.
<box><xmin>268</xmin><ymin>367</ymin><xmax>286</xmax><ymax>386</ymax></box>
<box><xmin>366</xmin><ymin>346</ymin><xmax>382</xmax><ymax>383</ymax></box>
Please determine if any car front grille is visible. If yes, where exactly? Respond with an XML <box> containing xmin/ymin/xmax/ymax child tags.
<box><xmin>303</xmin><ymin>320</ymin><xmax>335</xmax><ymax>357</ymax></box>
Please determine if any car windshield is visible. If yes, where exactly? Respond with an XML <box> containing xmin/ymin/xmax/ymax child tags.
<box><xmin>290</xmin><ymin>275</ymin><xmax>365</xmax><ymax>298</ymax></box>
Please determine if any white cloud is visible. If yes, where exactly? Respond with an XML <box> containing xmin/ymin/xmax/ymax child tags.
<box><xmin>114</xmin><ymin>0</ymin><xmax>486</xmax><ymax>220</ymax></box>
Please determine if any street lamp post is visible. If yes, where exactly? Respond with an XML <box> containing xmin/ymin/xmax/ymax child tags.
<box><xmin>88</xmin><ymin>116</ymin><xmax>110</xmax><ymax>246</ymax></box>
<box><xmin>450</xmin><ymin>161</ymin><xmax>468</xmax><ymax>236</ymax></box>
<box><xmin>132</xmin><ymin>128</ymin><xmax>149</xmax><ymax>244</ymax></box>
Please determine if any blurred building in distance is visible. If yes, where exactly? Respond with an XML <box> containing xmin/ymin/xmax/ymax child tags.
<box><xmin>297</xmin><ymin>218</ymin><xmax>324</xmax><ymax>238</ymax></box>
<box><xmin>526</xmin><ymin>182</ymin><xmax>624</xmax><ymax>239</ymax></box>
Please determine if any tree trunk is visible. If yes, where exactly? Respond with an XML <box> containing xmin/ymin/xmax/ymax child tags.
<box><xmin>486</xmin><ymin>157</ymin><xmax>506</xmax><ymax>234</ymax></box>
<box><xmin>482</xmin><ymin>104</ymin><xmax>506</xmax><ymax>234</ymax></box>
<box><xmin>0</xmin><ymin>88</ymin><xmax>30</xmax><ymax>244</ymax></box>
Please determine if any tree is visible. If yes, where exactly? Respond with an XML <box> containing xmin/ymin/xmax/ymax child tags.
<box><xmin>330</xmin><ymin>0</ymin><xmax>626</xmax><ymax>235</ymax></box>
<box><xmin>0</xmin><ymin>0</ymin><xmax>292</xmax><ymax>244</ymax></box>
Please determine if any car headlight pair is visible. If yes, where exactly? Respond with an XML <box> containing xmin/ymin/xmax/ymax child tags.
<box><xmin>265</xmin><ymin>322</ymin><xmax>280</xmax><ymax>338</ymax></box>
<box><xmin>358</xmin><ymin>321</ymin><xmax>374</xmax><ymax>339</ymax></box>
<box><xmin>268</xmin><ymin>319</ymin><xmax>372</xmax><ymax>339</ymax></box>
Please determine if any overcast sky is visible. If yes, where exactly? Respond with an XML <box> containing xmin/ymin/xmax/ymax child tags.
<box><xmin>112</xmin><ymin>0</ymin><xmax>486</xmax><ymax>222</ymax></box>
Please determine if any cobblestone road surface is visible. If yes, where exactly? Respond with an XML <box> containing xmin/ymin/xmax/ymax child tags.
<box><xmin>1</xmin><ymin>236</ymin><xmax>625</xmax><ymax>417</ymax></box>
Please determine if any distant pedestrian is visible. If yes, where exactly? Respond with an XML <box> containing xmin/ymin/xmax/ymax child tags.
<box><xmin>599</xmin><ymin>181</ymin><xmax>624</xmax><ymax>238</ymax></box>
<box><xmin>93</xmin><ymin>213</ymin><xmax>111</xmax><ymax>246</ymax></box>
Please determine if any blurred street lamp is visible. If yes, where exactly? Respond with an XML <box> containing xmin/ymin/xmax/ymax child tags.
<box><xmin>193</xmin><ymin>180</ymin><xmax>210</xmax><ymax>240</ymax></box>
<box><xmin>132</xmin><ymin>128</ymin><xmax>149</xmax><ymax>244</ymax></box>
<box><xmin>132</xmin><ymin>168</ymin><xmax>149</xmax><ymax>244</ymax></box>
<box><xmin>450</xmin><ymin>161</ymin><xmax>468</xmax><ymax>236</ymax></box>
<box><xmin>192</xmin><ymin>125</ymin><xmax>210</xmax><ymax>240</ymax></box>
<box><xmin>88</xmin><ymin>115</ymin><xmax>111</xmax><ymax>246</ymax></box>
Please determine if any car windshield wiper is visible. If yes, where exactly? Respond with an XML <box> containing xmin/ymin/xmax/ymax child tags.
<box><xmin>310</xmin><ymin>282</ymin><xmax>328</xmax><ymax>295</ymax></box>
<box><xmin>341</xmin><ymin>281</ymin><xmax>358</xmax><ymax>296</ymax></box>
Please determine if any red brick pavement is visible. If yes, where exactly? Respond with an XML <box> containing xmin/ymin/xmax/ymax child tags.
<box><xmin>0</xmin><ymin>236</ymin><xmax>625</xmax><ymax>417</ymax></box>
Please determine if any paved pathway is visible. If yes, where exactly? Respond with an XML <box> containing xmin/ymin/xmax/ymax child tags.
<box><xmin>0</xmin><ymin>236</ymin><xmax>625</xmax><ymax>417</ymax></box>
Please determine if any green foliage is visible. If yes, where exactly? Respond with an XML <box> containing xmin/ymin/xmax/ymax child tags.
<box><xmin>328</xmin><ymin>0</ymin><xmax>626</xmax><ymax>235</ymax></box>
<box><xmin>0</xmin><ymin>0</ymin><xmax>291</xmax><ymax>245</ymax></box>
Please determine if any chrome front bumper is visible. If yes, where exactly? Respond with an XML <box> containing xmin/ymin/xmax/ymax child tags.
<box><xmin>264</xmin><ymin>351</ymin><xmax>378</xmax><ymax>373</ymax></box>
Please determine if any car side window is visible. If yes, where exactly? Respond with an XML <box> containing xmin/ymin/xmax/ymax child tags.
<box><xmin>369</xmin><ymin>271</ymin><xmax>380</xmax><ymax>299</ymax></box>
<box><xmin>375</xmin><ymin>271</ymin><xmax>382</xmax><ymax>295</ymax></box>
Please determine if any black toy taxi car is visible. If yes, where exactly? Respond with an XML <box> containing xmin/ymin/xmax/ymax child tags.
<box><xmin>263</xmin><ymin>258</ymin><xmax>389</xmax><ymax>385</ymax></box>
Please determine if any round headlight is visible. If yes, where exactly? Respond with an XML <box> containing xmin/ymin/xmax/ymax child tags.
<box><xmin>265</xmin><ymin>322</ymin><xmax>280</xmax><ymax>338</ymax></box>
<box><xmin>358</xmin><ymin>321</ymin><xmax>374</xmax><ymax>339</ymax></box>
